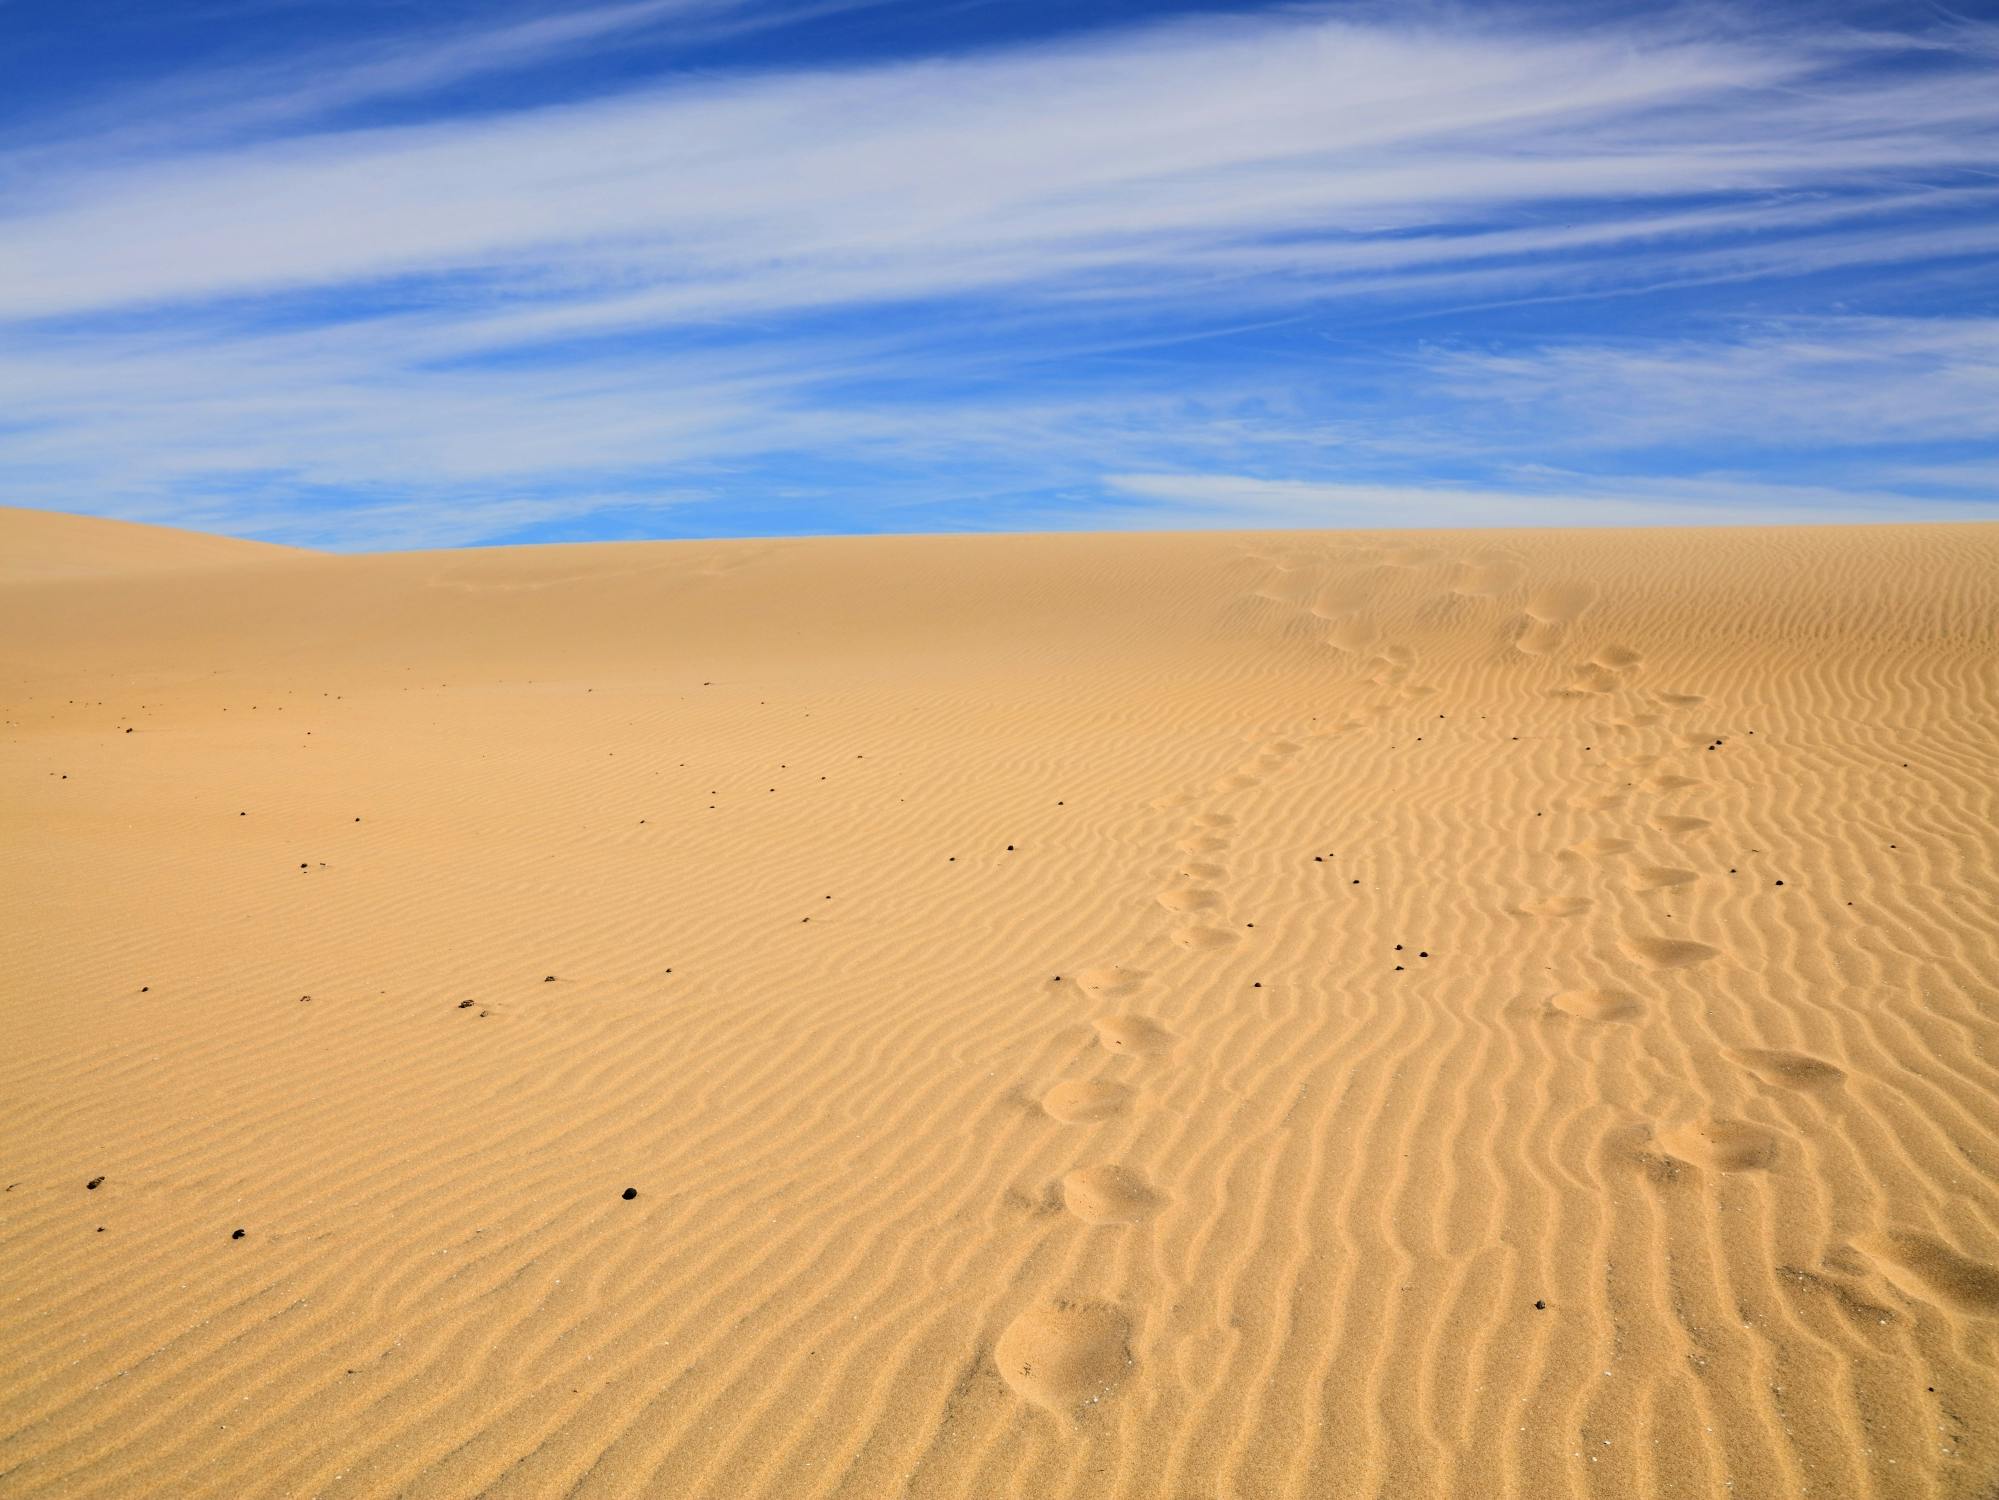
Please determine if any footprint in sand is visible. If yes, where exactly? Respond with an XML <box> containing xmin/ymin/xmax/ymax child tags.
<box><xmin>1076</xmin><ymin>966</ymin><xmax>1147</xmax><ymax>1001</ymax></box>
<box><xmin>1649</xmin><ymin>773</ymin><xmax>1700</xmax><ymax>792</ymax></box>
<box><xmin>1732</xmin><ymin>1048</ymin><xmax>1845</xmax><ymax>1092</ymax></box>
<box><xmin>1176</xmin><ymin>832</ymin><xmax>1230</xmax><ymax>854</ymax></box>
<box><xmin>1859</xmin><ymin>1231</ymin><xmax>1999</xmax><ymax>1314</ymax></box>
<box><xmin>1657</xmin><ymin>692</ymin><xmax>1705</xmax><ymax>708</ymax></box>
<box><xmin>1593</xmin><ymin>644</ymin><xmax>1643</xmax><ymax>671</ymax></box>
<box><xmin>1451</xmin><ymin>558</ymin><xmax>1524</xmax><ymax>598</ymax></box>
<box><xmin>1531</xmin><ymin>582</ymin><xmax>1599</xmax><ymax>623</ymax></box>
<box><xmin>1172</xmin><ymin>925</ymin><xmax>1240</xmax><ymax>951</ymax></box>
<box><xmin>1550</xmin><ymin>988</ymin><xmax>1642</xmax><ymax>1022</ymax></box>
<box><xmin>1061</xmin><ymin>1165</ymin><xmax>1163</xmax><ymax>1225</ymax></box>
<box><xmin>1191</xmin><ymin>812</ymin><xmax>1235</xmax><ymax>829</ymax></box>
<box><xmin>1041</xmin><ymin>1080</ymin><xmax>1132</xmax><ymax>1123</ymax></box>
<box><xmin>1156</xmin><ymin>886</ymin><xmax>1221</xmax><ymax>913</ymax></box>
<box><xmin>1657</xmin><ymin>1117</ymin><xmax>1785</xmax><ymax>1172</ymax></box>
<box><xmin>1628</xmin><ymin>865</ymin><xmax>1699</xmax><ymax>891</ymax></box>
<box><xmin>1326</xmin><ymin>613</ymin><xmax>1380</xmax><ymax>652</ymax></box>
<box><xmin>1212</xmin><ymin>772</ymin><xmax>1260</xmax><ymax>792</ymax></box>
<box><xmin>1649</xmin><ymin>814</ymin><xmax>1711</xmax><ymax>837</ymax></box>
<box><xmin>1093</xmin><ymin>1015</ymin><xmax>1175</xmax><ymax>1058</ymax></box>
<box><xmin>1520</xmin><ymin>895</ymin><xmax>1594</xmax><ymax>919</ymax></box>
<box><xmin>1622</xmin><ymin>935</ymin><xmax>1720</xmax><ymax>969</ymax></box>
<box><xmin>996</xmin><ymin>1301</ymin><xmax>1134</xmax><ymax>1412</ymax></box>
<box><xmin>1560</xmin><ymin>836</ymin><xmax>1634</xmax><ymax>861</ymax></box>
<box><xmin>1566</xmin><ymin>663</ymin><xmax>1620</xmax><ymax>695</ymax></box>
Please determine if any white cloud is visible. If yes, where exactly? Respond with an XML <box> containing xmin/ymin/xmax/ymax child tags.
<box><xmin>1</xmin><ymin>5</ymin><xmax>1996</xmax><ymax>543</ymax></box>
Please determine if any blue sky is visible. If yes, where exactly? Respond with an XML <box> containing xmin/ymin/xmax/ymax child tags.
<box><xmin>3</xmin><ymin>0</ymin><xmax>1997</xmax><ymax>549</ymax></box>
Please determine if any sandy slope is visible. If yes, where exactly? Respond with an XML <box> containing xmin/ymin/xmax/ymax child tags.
<box><xmin>2</xmin><ymin>509</ymin><xmax>1996</xmax><ymax>1499</ymax></box>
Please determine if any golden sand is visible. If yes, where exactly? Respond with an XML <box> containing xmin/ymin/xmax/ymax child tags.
<box><xmin>3</xmin><ymin>507</ymin><xmax>1996</xmax><ymax>1497</ymax></box>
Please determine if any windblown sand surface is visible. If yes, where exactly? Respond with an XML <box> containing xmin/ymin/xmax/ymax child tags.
<box><xmin>3</xmin><ymin>506</ymin><xmax>1997</xmax><ymax>1498</ymax></box>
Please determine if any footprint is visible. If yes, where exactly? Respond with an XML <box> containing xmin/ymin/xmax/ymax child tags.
<box><xmin>1658</xmin><ymin>692</ymin><xmax>1705</xmax><ymax>708</ymax></box>
<box><xmin>995</xmin><ymin>1300</ymin><xmax>1134</xmax><ymax>1413</ymax></box>
<box><xmin>1567</xmin><ymin>663</ymin><xmax>1619</xmax><ymax>695</ymax></box>
<box><xmin>1512</xmin><ymin>619</ymin><xmax>1564</xmax><ymax>656</ymax></box>
<box><xmin>1593</xmin><ymin>644</ymin><xmax>1643</xmax><ymax>670</ymax></box>
<box><xmin>1041</xmin><ymin>1080</ymin><xmax>1131</xmax><ymax>1123</ymax></box>
<box><xmin>1623</xmin><ymin>935</ymin><xmax>1719</xmax><ymax>969</ymax></box>
<box><xmin>1732</xmin><ymin>1048</ymin><xmax>1845</xmax><ymax>1092</ymax></box>
<box><xmin>1550</xmin><ymin>988</ymin><xmax>1642</xmax><ymax>1022</ymax></box>
<box><xmin>1173</xmin><ymin>861</ymin><xmax>1226</xmax><ymax>882</ymax></box>
<box><xmin>1452</xmin><ymin>558</ymin><xmax>1524</xmax><ymax>597</ymax></box>
<box><xmin>1192</xmin><ymin>813</ymin><xmax>1235</xmax><ymax>829</ymax></box>
<box><xmin>1172</xmin><ymin>925</ymin><xmax>1240</xmax><ymax>951</ymax></box>
<box><xmin>1327</xmin><ymin>613</ymin><xmax>1379</xmax><ymax>652</ymax></box>
<box><xmin>1657</xmin><ymin>1117</ymin><xmax>1783</xmax><ymax>1172</ymax></box>
<box><xmin>1526</xmin><ymin>581</ymin><xmax>1597</xmax><ymax>625</ymax></box>
<box><xmin>1061</xmin><ymin>1165</ymin><xmax>1163</xmax><ymax>1225</ymax></box>
<box><xmin>1212</xmin><ymin>773</ymin><xmax>1260</xmax><ymax>792</ymax></box>
<box><xmin>1649</xmin><ymin>773</ymin><xmax>1700</xmax><ymax>792</ymax></box>
<box><xmin>1093</xmin><ymin>1015</ymin><xmax>1175</xmax><ymax>1058</ymax></box>
<box><xmin>1628</xmin><ymin>865</ymin><xmax>1698</xmax><ymax>890</ymax></box>
<box><xmin>1156</xmin><ymin>886</ymin><xmax>1221</xmax><ymax>912</ymax></box>
<box><xmin>1860</xmin><ymin>1231</ymin><xmax>1999</xmax><ymax>1314</ymax></box>
<box><xmin>1520</xmin><ymin>895</ymin><xmax>1594</xmax><ymax>918</ymax></box>
<box><xmin>1560</xmin><ymin>836</ymin><xmax>1634</xmax><ymax>861</ymax></box>
<box><xmin>1650</xmin><ymin>814</ymin><xmax>1711</xmax><ymax>837</ymax></box>
<box><xmin>1176</xmin><ymin>833</ymin><xmax>1230</xmax><ymax>854</ymax></box>
<box><xmin>1150</xmin><ymin>793</ymin><xmax>1195</xmax><ymax>810</ymax></box>
<box><xmin>1077</xmin><ymin>967</ymin><xmax>1148</xmax><ymax>1001</ymax></box>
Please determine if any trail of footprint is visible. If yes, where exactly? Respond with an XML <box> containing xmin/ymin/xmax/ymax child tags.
<box><xmin>1859</xmin><ymin>1231</ymin><xmax>1999</xmax><ymax>1314</ymax></box>
<box><xmin>1172</xmin><ymin>925</ymin><xmax>1240</xmax><ymax>951</ymax></box>
<box><xmin>994</xmin><ymin>1300</ymin><xmax>1135</xmax><ymax>1414</ymax></box>
<box><xmin>1061</xmin><ymin>1166</ymin><xmax>1164</xmax><ymax>1226</ymax></box>
<box><xmin>1156</xmin><ymin>885</ymin><xmax>1221</xmax><ymax>912</ymax></box>
<box><xmin>1550</xmin><ymin>988</ymin><xmax>1642</xmax><ymax>1022</ymax></box>
<box><xmin>1560</xmin><ymin>836</ymin><xmax>1634</xmax><ymax>861</ymax></box>
<box><xmin>1519</xmin><ymin>895</ymin><xmax>1594</xmax><ymax>919</ymax></box>
<box><xmin>1076</xmin><ymin>966</ymin><xmax>1148</xmax><ymax>1001</ymax></box>
<box><xmin>1731</xmin><ymin>1048</ymin><xmax>1844</xmax><ymax>1093</ymax></box>
<box><xmin>1628</xmin><ymin>865</ymin><xmax>1698</xmax><ymax>891</ymax></box>
<box><xmin>1649</xmin><ymin>814</ymin><xmax>1711</xmax><ymax>837</ymax></box>
<box><xmin>1656</xmin><ymin>1117</ymin><xmax>1785</xmax><ymax>1173</ymax></box>
<box><xmin>1040</xmin><ymin>1080</ymin><xmax>1131</xmax><ymax>1123</ymax></box>
<box><xmin>1093</xmin><ymin>1016</ymin><xmax>1175</xmax><ymax>1058</ymax></box>
<box><xmin>1622</xmin><ymin>935</ymin><xmax>1720</xmax><ymax>969</ymax></box>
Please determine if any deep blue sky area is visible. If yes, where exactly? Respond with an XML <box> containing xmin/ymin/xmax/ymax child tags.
<box><xmin>2</xmin><ymin>0</ymin><xmax>1997</xmax><ymax>548</ymax></box>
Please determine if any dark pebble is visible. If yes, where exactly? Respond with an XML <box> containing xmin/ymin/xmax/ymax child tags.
<box><xmin>231</xmin><ymin>1228</ymin><xmax>245</xmax><ymax>1240</ymax></box>
<box><xmin>1534</xmin><ymin>1299</ymin><xmax>1546</xmax><ymax>1310</ymax></box>
<box><xmin>457</xmin><ymin>999</ymin><xmax>475</xmax><ymax>1009</ymax></box>
<box><xmin>86</xmin><ymin>1176</ymin><xmax>104</xmax><ymax>1190</ymax></box>
<box><xmin>621</xmin><ymin>1187</ymin><xmax>638</xmax><ymax>1201</ymax></box>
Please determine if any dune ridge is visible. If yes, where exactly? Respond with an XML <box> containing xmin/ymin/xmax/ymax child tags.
<box><xmin>2</xmin><ymin>512</ymin><xmax>1997</xmax><ymax>1498</ymax></box>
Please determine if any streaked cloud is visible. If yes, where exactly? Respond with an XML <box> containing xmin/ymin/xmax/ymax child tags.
<box><xmin>1</xmin><ymin>2</ymin><xmax>1994</xmax><ymax>544</ymax></box>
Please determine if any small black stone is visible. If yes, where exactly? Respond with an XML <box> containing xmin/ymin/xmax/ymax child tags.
<box><xmin>1534</xmin><ymin>1299</ymin><xmax>1546</xmax><ymax>1310</ymax></box>
<box><xmin>544</xmin><ymin>975</ymin><xmax>557</xmax><ymax>982</ymax></box>
<box><xmin>231</xmin><ymin>1228</ymin><xmax>245</xmax><ymax>1239</ymax></box>
<box><xmin>457</xmin><ymin>999</ymin><xmax>475</xmax><ymax>1009</ymax></box>
<box><xmin>86</xmin><ymin>1176</ymin><xmax>104</xmax><ymax>1190</ymax></box>
<box><xmin>621</xmin><ymin>1187</ymin><xmax>638</xmax><ymax>1201</ymax></box>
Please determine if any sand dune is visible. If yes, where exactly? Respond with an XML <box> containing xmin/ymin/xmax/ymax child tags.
<box><xmin>2</xmin><ymin>509</ymin><xmax>1996</xmax><ymax>1498</ymax></box>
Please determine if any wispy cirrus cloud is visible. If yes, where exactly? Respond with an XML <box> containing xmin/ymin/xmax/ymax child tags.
<box><xmin>0</xmin><ymin>2</ymin><xmax>1995</xmax><ymax>545</ymax></box>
